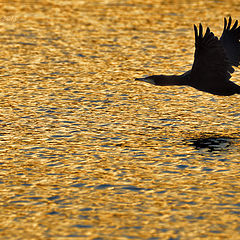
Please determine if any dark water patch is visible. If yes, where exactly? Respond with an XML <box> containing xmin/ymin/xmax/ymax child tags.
<box><xmin>16</xmin><ymin>173</ymin><xmax>24</xmax><ymax>175</ymax></box>
<box><xmin>167</xmin><ymin>237</ymin><xmax>180</xmax><ymax>240</ymax></box>
<box><xmin>187</xmin><ymin>135</ymin><xmax>233</xmax><ymax>152</ymax></box>
<box><xmin>79</xmin><ymin>215</ymin><xmax>89</xmax><ymax>220</ymax></box>
<box><xmin>177</xmin><ymin>201</ymin><xmax>197</xmax><ymax>206</ymax></box>
<box><xmin>17</xmin><ymin>42</ymin><xmax>37</xmax><ymax>46</ymax></box>
<box><xmin>62</xmin><ymin>120</ymin><xmax>76</xmax><ymax>124</ymax></box>
<box><xmin>100</xmin><ymin>44</ymin><xmax>120</xmax><ymax>47</ymax></box>
<box><xmin>201</xmin><ymin>167</ymin><xmax>214</xmax><ymax>172</ymax></box>
<box><xmin>79</xmin><ymin>207</ymin><xmax>93</xmax><ymax>211</ymax></box>
<box><xmin>46</xmin><ymin>162</ymin><xmax>63</xmax><ymax>167</ymax></box>
<box><xmin>223</xmin><ymin>194</ymin><xmax>235</xmax><ymax>198</ymax></box>
<box><xmin>132</xmin><ymin>153</ymin><xmax>147</xmax><ymax>157</ymax></box>
<box><xmin>231</xmin><ymin>211</ymin><xmax>240</xmax><ymax>215</ymax></box>
<box><xmin>71</xmin><ymin>183</ymin><xmax>85</xmax><ymax>188</ymax></box>
<box><xmin>163</xmin><ymin>170</ymin><xmax>179</xmax><ymax>174</ymax></box>
<box><xmin>22</xmin><ymin>183</ymin><xmax>31</xmax><ymax>186</ymax></box>
<box><xmin>50</xmin><ymin>135</ymin><xmax>72</xmax><ymax>138</ymax></box>
<box><xmin>233</xmin><ymin>203</ymin><xmax>240</xmax><ymax>207</ymax></box>
<box><xmin>39</xmin><ymin>114</ymin><xmax>57</xmax><ymax>118</ymax></box>
<box><xmin>27</xmin><ymin>197</ymin><xmax>43</xmax><ymax>200</ymax></box>
<box><xmin>24</xmin><ymin>152</ymin><xmax>35</xmax><ymax>156</ymax></box>
<box><xmin>76</xmin><ymin>53</ymin><xmax>86</xmax><ymax>57</ymax></box>
<box><xmin>176</xmin><ymin>164</ymin><xmax>188</xmax><ymax>169</ymax></box>
<box><xmin>48</xmin><ymin>195</ymin><xmax>60</xmax><ymax>201</ymax></box>
<box><xmin>156</xmin><ymin>190</ymin><xmax>167</xmax><ymax>194</ymax></box>
<box><xmin>71</xmin><ymin>224</ymin><xmax>92</xmax><ymax>228</ymax></box>
<box><xmin>95</xmin><ymin>184</ymin><xmax>115</xmax><ymax>189</ymax></box>
<box><xmin>209</xmin><ymin>230</ymin><xmax>223</xmax><ymax>234</ymax></box>
<box><xmin>100</xmin><ymin>144</ymin><xmax>114</xmax><ymax>148</ymax></box>
<box><xmin>64</xmin><ymin>87</ymin><xmax>71</xmax><ymax>91</ymax></box>
<box><xmin>43</xmin><ymin>76</ymin><xmax>57</xmax><ymax>79</ymax></box>
<box><xmin>50</xmin><ymin>71</ymin><xmax>61</xmax><ymax>75</ymax></box>
<box><xmin>185</xmin><ymin>215</ymin><xmax>205</xmax><ymax>220</ymax></box>
<box><xmin>75</xmin><ymin>166</ymin><xmax>83</xmax><ymax>170</ymax></box>
<box><xmin>218</xmin><ymin>159</ymin><xmax>228</xmax><ymax>163</ymax></box>
<box><xmin>145</xmin><ymin>45</ymin><xmax>157</xmax><ymax>49</ymax></box>
<box><xmin>122</xmin><ymin>235</ymin><xmax>142</xmax><ymax>239</ymax></box>
<box><xmin>47</xmin><ymin>211</ymin><xmax>60</xmax><ymax>215</ymax></box>
<box><xmin>189</xmin><ymin>187</ymin><xmax>199</xmax><ymax>191</ymax></box>
<box><xmin>66</xmin><ymin>234</ymin><xmax>88</xmax><ymax>238</ymax></box>
<box><xmin>121</xmin><ymin>185</ymin><xmax>145</xmax><ymax>192</ymax></box>
<box><xmin>85</xmin><ymin>184</ymin><xmax>152</xmax><ymax>192</ymax></box>
<box><xmin>236</xmin><ymin>226</ymin><xmax>240</xmax><ymax>231</ymax></box>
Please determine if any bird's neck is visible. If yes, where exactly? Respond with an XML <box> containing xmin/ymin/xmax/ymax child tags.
<box><xmin>155</xmin><ymin>75</ymin><xmax>182</xmax><ymax>86</ymax></box>
<box><xmin>154</xmin><ymin>72</ymin><xmax>190</xmax><ymax>86</ymax></box>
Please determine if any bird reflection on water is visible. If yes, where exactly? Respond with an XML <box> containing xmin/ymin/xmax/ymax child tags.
<box><xmin>189</xmin><ymin>136</ymin><xmax>232</xmax><ymax>152</ymax></box>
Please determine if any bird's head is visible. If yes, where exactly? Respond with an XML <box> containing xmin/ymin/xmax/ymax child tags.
<box><xmin>135</xmin><ymin>75</ymin><xmax>157</xmax><ymax>85</ymax></box>
<box><xmin>135</xmin><ymin>75</ymin><xmax>168</xmax><ymax>86</ymax></box>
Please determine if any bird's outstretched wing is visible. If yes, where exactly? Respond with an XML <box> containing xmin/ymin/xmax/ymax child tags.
<box><xmin>190</xmin><ymin>24</ymin><xmax>234</xmax><ymax>90</ymax></box>
<box><xmin>220</xmin><ymin>16</ymin><xmax>240</xmax><ymax>67</ymax></box>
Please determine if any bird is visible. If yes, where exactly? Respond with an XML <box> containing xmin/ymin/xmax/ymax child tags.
<box><xmin>135</xmin><ymin>17</ymin><xmax>240</xmax><ymax>96</ymax></box>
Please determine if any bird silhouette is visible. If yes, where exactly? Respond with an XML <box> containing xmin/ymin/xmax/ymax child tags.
<box><xmin>136</xmin><ymin>17</ymin><xmax>240</xmax><ymax>96</ymax></box>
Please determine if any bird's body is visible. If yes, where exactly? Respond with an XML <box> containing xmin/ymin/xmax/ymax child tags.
<box><xmin>136</xmin><ymin>17</ymin><xmax>240</xmax><ymax>96</ymax></box>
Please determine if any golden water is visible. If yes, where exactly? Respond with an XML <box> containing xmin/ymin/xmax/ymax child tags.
<box><xmin>0</xmin><ymin>0</ymin><xmax>240</xmax><ymax>239</ymax></box>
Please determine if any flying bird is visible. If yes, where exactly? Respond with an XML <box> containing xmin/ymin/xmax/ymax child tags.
<box><xmin>136</xmin><ymin>17</ymin><xmax>240</xmax><ymax>96</ymax></box>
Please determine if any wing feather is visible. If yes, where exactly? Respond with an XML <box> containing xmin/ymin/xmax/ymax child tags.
<box><xmin>220</xmin><ymin>16</ymin><xmax>240</xmax><ymax>67</ymax></box>
<box><xmin>190</xmin><ymin>24</ymin><xmax>234</xmax><ymax>93</ymax></box>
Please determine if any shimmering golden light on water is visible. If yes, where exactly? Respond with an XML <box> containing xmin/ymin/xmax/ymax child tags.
<box><xmin>0</xmin><ymin>0</ymin><xmax>240</xmax><ymax>239</ymax></box>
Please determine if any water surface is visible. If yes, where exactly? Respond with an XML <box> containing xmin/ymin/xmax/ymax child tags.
<box><xmin>0</xmin><ymin>0</ymin><xmax>239</xmax><ymax>239</ymax></box>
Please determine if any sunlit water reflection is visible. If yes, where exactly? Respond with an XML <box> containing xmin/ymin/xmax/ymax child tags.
<box><xmin>0</xmin><ymin>0</ymin><xmax>240</xmax><ymax>239</ymax></box>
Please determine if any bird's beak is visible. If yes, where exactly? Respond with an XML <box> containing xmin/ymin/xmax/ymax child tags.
<box><xmin>135</xmin><ymin>77</ymin><xmax>155</xmax><ymax>85</ymax></box>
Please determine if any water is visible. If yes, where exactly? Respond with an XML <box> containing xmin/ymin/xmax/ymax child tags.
<box><xmin>0</xmin><ymin>0</ymin><xmax>240</xmax><ymax>239</ymax></box>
